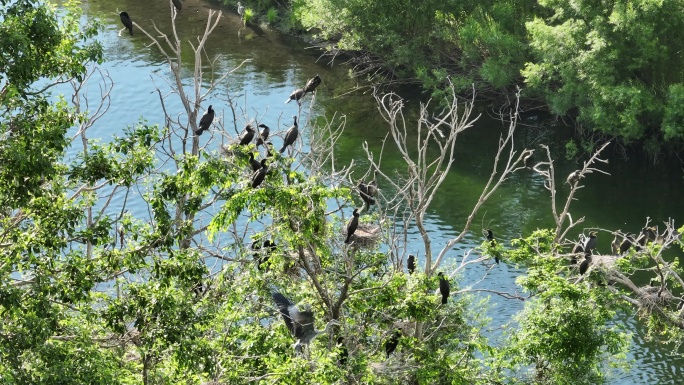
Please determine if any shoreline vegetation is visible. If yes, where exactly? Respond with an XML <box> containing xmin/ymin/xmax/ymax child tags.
<box><xmin>214</xmin><ymin>0</ymin><xmax>684</xmax><ymax>162</ymax></box>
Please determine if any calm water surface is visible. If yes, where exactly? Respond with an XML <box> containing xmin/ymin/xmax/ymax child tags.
<box><xmin>62</xmin><ymin>0</ymin><xmax>684</xmax><ymax>382</ymax></box>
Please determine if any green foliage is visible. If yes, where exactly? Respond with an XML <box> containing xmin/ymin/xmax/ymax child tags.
<box><xmin>266</xmin><ymin>7</ymin><xmax>278</xmax><ymax>25</ymax></box>
<box><xmin>243</xmin><ymin>8</ymin><xmax>254</xmax><ymax>25</ymax></box>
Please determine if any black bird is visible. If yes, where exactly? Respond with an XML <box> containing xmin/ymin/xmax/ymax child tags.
<box><xmin>438</xmin><ymin>272</ymin><xmax>450</xmax><ymax>304</ymax></box>
<box><xmin>579</xmin><ymin>253</ymin><xmax>592</xmax><ymax>275</ymax></box>
<box><xmin>337</xmin><ymin>336</ymin><xmax>348</xmax><ymax>365</ymax></box>
<box><xmin>238</xmin><ymin>124</ymin><xmax>256</xmax><ymax>145</ymax></box>
<box><xmin>255</xmin><ymin>124</ymin><xmax>270</xmax><ymax>147</ymax></box>
<box><xmin>251</xmin><ymin>159</ymin><xmax>268</xmax><ymax>188</ymax></box>
<box><xmin>485</xmin><ymin>228</ymin><xmax>499</xmax><ymax>264</ymax></box>
<box><xmin>384</xmin><ymin>329</ymin><xmax>401</xmax><ymax>358</ymax></box>
<box><xmin>271</xmin><ymin>291</ymin><xmax>340</xmax><ymax>354</ymax></box>
<box><xmin>172</xmin><ymin>0</ymin><xmax>183</xmax><ymax>11</ymax></box>
<box><xmin>619</xmin><ymin>233</ymin><xmax>635</xmax><ymax>254</ymax></box>
<box><xmin>407</xmin><ymin>254</ymin><xmax>416</xmax><ymax>275</ymax></box>
<box><xmin>120</xmin><ymin>12</ymin><xmax>133</xmax><ymax>36</ymax></box>
<box><xmin>345</xmin><ymin>208</ymin><xmax>360</xmax><ymax>244</ymax></box>
<box><xmin>303</xmin><ymin>75</ymin><xmax>322</xmax><ymax>94</ymax></box>
<box><xmin>251</xmin><ymin>240</ymin><xmax>266</xmax><ymax>270</ymax></box>
<box><xmin>254</xmin><ymin>239</ymin><xmax>276</xmax><ymax>270</ymax></box>
<box><xmin>637</xmin><ymin>226</ymin><xmax>657</xmax><ymax>247</ymax></box>
<box><xmin>357</xmin><ymin>181</ymin><xmax>376</xmax><ymax>208</ymax></box>
<box><xmin>279</xmin><ymin>116</ymin><xmax>299</xmax><ymax>153</ymax></box>
<box><xmin>572</xmin><ymin>234</ymin><xmax>586</xmax><ymax>254</ymax></box>
<box><xmin>264</xmin><ymin>141</ymin><xmax>274</xmax><ymax>158</ymax></box>
<box><xmin>583</xmin><ymin>231</ymin><xmax>597</xmax><ymax>254</ymax></box>
<box><xmin>285</xmin><ymin>88</ymin><xmax>305</xmax><ymax>104</ymax></box>
<box><xmin>195</xmin><ymin>105</ymin><xmax>214</xmax><ymax>136</ymax></box>
<box><xmin>248</xmin><ymin>153</ymin><xmax>261</xmax><ymax>172</ymax></box>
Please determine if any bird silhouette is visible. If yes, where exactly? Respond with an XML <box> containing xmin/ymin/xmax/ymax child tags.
<box><xmin>195</xmin><ymin>105</ymin><xmax>214</xmax><ymax>136</ymax></box>
<box><xmin>583</xmin><ymin>231</ymin><xmax>597</xmax><ymax>254</ymax></box>
<box><xmin>619</xmin><ymin>233</ymin><xmax>635</xmax><ymax>254</ymax></box>
<box><xmin>255</xmin><ymin>124</ymin><xmax>270</xmax><ymax>147</ymax></box>
<box><xmin>119</xmin><ymin>12</ymin><xmax>133</xmax><ymax>36</ymax></box>
<box><xmin>279</xmin><ymin>116</ymin><xmax>299</xmax><ymax>153</ymax></box>
<box><xmin>438</xmin><ymin>272</ymin><xmax>450</xmax><ymax>304</ymax></box>
<box><xmin>367</xmin><ymin>170</ymin><xmax>378</xmax><ymax>198</ymax></box>
<box><xmin>345</xmin><ymin>208</ymin><xmax>360</xmax><ymax>244</ymax></box>
<box><xmin>407</xmin><ymin>254</ymin><xmax>416</xmax><ymax>275</ymax></box>
<box><xmin>251</xmin><ymin>159</ymin><xmax>268</xmax><ymax>188</ymax></box>
<box><xmin>485</xmin><ymin>228</ymin><xmax>499</xmax><ymax>264</ymax></box>
<box><xmin>271</xmin><ymin>292</ymin><xmax>340</xmax><ymax>354</ymax></box>
<box><xmin>357</xmin><ymin>181</ymin><xmax>376</xmax><ymax>209</ymax></box>
<box><xmin>239</xmin><ymin>124</ymin><xmax>256</xmax><ymax>145</ymax></box>
<box><xmin>172</xmin><ymin>0</ymin><xmax>183</xmax><ymax>12</ymax></box>
<box><xmin>579</xmin><ymin>253</ymin><xmax>592</xmax><ymax>275</ymax></box>
<box><xmin>384</xmin><ymin>329</ymin><xmax>401</xmax><ymax>358</ymax></box>
<box><xmin>248</xmin><ymin>153</ymin><xmax>261</xmax><ymax>172</ymax></box>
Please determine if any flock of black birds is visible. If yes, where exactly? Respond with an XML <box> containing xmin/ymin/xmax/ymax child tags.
<box><xmin>570</xmin><ymin>226</ymin><xmax>662</xmax><ymax>276</ymax></box>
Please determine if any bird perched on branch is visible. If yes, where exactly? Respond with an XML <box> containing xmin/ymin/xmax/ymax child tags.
<box><xmin>407</xmin><ymin>254</ymin><xmax>416</xmax><ymax>275</ymax></box>
<box><xmin>248</xmin><ymin>153</ymin><xmax>261</xmax><ymax>172</ymax></box>
<box><xmin>271</xmin><ymin>291</ymin><xmax>340</xmax><ymax>354</ymax></box>
<box><xmin>285</xmin><ymin>88</ymin><xmax>305</xmax><ymax>105</ymax></box>
<box><xmin>384</xmin><ymin>329</ymin><xmax>401</xmax><ymax>358</ymax></box>
<box><xmin>195</xmin><ymin>105</ymin><xmax>214</xmax><ymax>136</ymax></box>
<box><xmin>566</xmin><ymin>170</ymin><xmax>581</xmax><ymax>185</ymax></box>
<box><xmin>303</xmin><ymin>74</ymin><xmax>322</xmax><ymax>94</ymax></box>
<box><xmin>619</xmin><ymin>233</ymin><xmax>635</xmax><ymax>254</ymax></box>
<box><xmin>438</xmin><ymin>272</ymin><xmax>450</xmax><ymax>304</ymax></box>
<box><xmin>579</xmin><ymin>253</ymin><xmax>592</xmax><ymax>275</ymax></box>
<box><xmin>255</xmin><ymin>124</ymin><xmax>270</xmax><ymax>147</ymax></box>
<box><xmin>119</xmin><ymin>12</ymin><xmax>133</xmax><ymax>36</ymax></box>
<box><xmin>239</xmin><ymin>124</ymin><xmax>256</xmax><ymax>145</ymax></box>
<box><xmin>357</xmin><ymin>181</ymin><xmax>376</xmax><ymax>209</ymax></box>
<box><xmin>367</xmin><ymin>170</ymin><xmax>378</xmax><ymax>198</ymax></box>
<box><xmin>345</xmin><ymin>208</ymin><xmax>360</xmax><ymax>244</ymax></box>
<box><xmin>485</xmin><ymin>228</ymin><xmax>499</xmax><ymax>264</ymax></box>
<box><xmin>251</xmin><ymin>159</ymin><xmax>268</xmax><ymax>188</ymax></box>
<box><xmin>172</xmin><ymin>0</ymin><xmax>183</xmax><ymax>12</ymax></box>
<box><xmin>583</xmin><ymin>231</ymin><xmax>597</xmax><ymax>254</ymax></box>
<box><xmin>279</xmin><ymin>116</ymin><xmax>299</xmax><ymax>153</ymax></box>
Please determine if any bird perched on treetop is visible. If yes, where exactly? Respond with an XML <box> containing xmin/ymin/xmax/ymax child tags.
<box><xmin>279</xmin><ymin>116</ymin><xmax>299</xmax><ymax>153</ymax></box>
<box><xmin>407</xmin><ymin>254</ymin><xmax>416</xmax><ymax>275</ymax></box>
<box><xmin>255</xmin><ymin>123</ymin><xmax>270</xmax><ymax>147</ymax></box>
<box><xmin>248</xmin><ymin>153</ymin><xmax>261</xmax><ymax>172</ymax></box>
<box><xmin>345</xmin><ymin>208</ymin><xmax>360</xmax><ymax>244</ymax></box>
<box><xmin>619</xmin><ymin>233</ymin><xmax>635</xmax><ymax>254</ymax></box>
<box><xmin>271</xmin><ymin>291</ymin><xmax>340</xmax><ymax>354</ymax></box>
<box><xmin>239</xmin><ymin>124</ymin><xmax>256</xmax><ymax>145</ymax></box>
<box><xmin>438</xmin><ymin>272</ymin><xmax>450</xmax><ymax>304</ymax></box>
<box><xmin>583</xmin><ymin>231</ymin><xmax>597</xmax><ymax>254</ymax></box>
<box><xmin>195</xmin><ymin>105</ymin><xmax>214</xmax><ymax>136</ymax></box>
<box><xmin>119</xmin><ymin>12</ymin><xmax>133</xmax><ymax>36</ymax></box>
<box><xmin>357</xmin><ymin>180</ymin><xmax>376</xmax><ymax>209</ymax></box>
<box><xmin>303</xmin><ymin>74</ymin><xmax>322</xmax><ymax>94</ymax></box>
<box><xmin>566</xmin><ymin>170</ymin><xmax>581</xmax><ymax>185</ymax></box>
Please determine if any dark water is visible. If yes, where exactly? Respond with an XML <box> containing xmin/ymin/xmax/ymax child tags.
<box><xmin>62</xmin><ymin>0</ymin><xmax>684</xmax><ymax>382</ymax></box>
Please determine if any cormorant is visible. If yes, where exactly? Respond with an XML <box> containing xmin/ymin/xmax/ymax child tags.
<box><xmin>486</xmin><ymin>228</ymin><xmax>499</xmax><ymax>264</ymax></box>
<box><xmin>254</xmin><ymin>239</ymin><xmax>276</xmax><ymax>270</ymax></box>
<box><xmin>611</xmin><ymin>233</ymin><xmax>620</xmax><ymax>255</ymax></box>
<box><xmin>384</xmin><ymin>329</ymin><xmax>401</xmax><ymax>358</ymax></box>
<box><xmin>367</xmin><ymin>170</ymin><xmax>378</xmax><ymax>198</ymax></box>
<box><xmin>279</xmin><ymin>116</ymin><xmax>299</xmax><ymax>153</ymax></box>
<box><xmin>579</xmin><ymin>253</ymin><xmax>592</xmax><ymax>275</ymax></box>
<box><xmin>285</xmin><ymin>88</ymin><xmax>305</xmax><ymax>104</ymax></box>
<box><xmin>407</xmin><ymin>254</ymin><xmax>416</xmax><ymax>275</ymax></box>
<box><xmin>239</xmin><ymin>124</ymin><xmax>256</xmax><ymax>145</ymax></box>
<box><xmin>637</xmin><ymin>226</ymin><xmax>657</xmax><ymax>247</ymax></box>
<box><xmin>251</xmin><ymin>159</ymin><xmax>268</xmax><ymax>188</ymax></box>
<box><xmin>566</xmin><ymin>170</ymin><xmax>581</xmax><ymax>185</ymax></box>
<box><xmin>248</xmin><ymin>153</ymin><xmax>261</xmax><ymax>172</ymax></box>
<box><xmin>265</xmin><ymin>141</ymin><xmax>274</xmax><ymax>158</ymax></box>
<box><xmin>438</xmin><ymin>272</ymin><xmax>450</xmax><ymax>304</ymax></box>
<box><xmin>255</xmin><ymin>123</ymin><xmax>270</xmax><ymax>147</ymax></box>
<box><xmin>619</xmin><ymin>233</ymin><xmax>635</xmax><ymax>254</ymax></box>
<box><xmin>195</xmin><ymin>105</ymin><xmax>214</xmax><ymax>135</ymax></box>
<box><xmin>345</xmin><ymin>208</ymin><xmax>360</xmax><ymax>244</ymax></box>
<box><xmin>120</xmin><ymin>12</ymin><xmax>133</xmax><ymax>36</ymax></box>
<box><xmin>271</xmin><ymin>292</ymin><xmax>340</xmax><ymax>354</ymax></box>
<box><xmin>357</xmin><ymin>181</ymin><xmax>376</xmax><ymax>208</ymax></box>
<box><xmin>172</xmin><ymin>0</ymin><xmax>183</xmax><ymax>12</ymax></box>
<box><xmin>572</xmin><ymin>234</ymin><xmax>585</xmax><ymax>254</ymax></box>
<box><xmin>303</xmin><ymin>75</ymin><xmax>322</xmax><ymax>94</ymax></box>
<box><xmin>583</xmin><ymin>231</ymin><xmax>597</xmax><ymax>254</ymax></box>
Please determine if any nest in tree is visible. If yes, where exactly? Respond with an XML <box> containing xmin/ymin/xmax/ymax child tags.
<box><xmin>637</xmin><ymin>285</ymin><xmax>675</xmax><ymax>311</ymax></box>
<box><xmin>588</xmin><ymin>254</ymin><xmax>619</xmax><ymax>269</ymax></box>
<box><xmin>345</xmin><ymin>223</ymin><xmax>381</xmax><ymax>247</ymax></box>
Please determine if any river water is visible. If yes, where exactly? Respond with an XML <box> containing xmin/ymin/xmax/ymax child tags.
<box><xmin>64</xmin><ymin>0</ymin><xmax>684</xmax><ymax>382</ymax></box>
